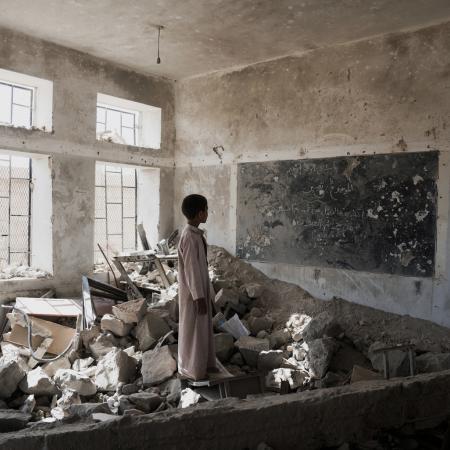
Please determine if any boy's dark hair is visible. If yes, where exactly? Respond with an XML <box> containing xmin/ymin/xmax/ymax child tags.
<box><xmin>181</xmin><ymin>194</ymin><xmax>208</xmax><ymax>220</ymax></box>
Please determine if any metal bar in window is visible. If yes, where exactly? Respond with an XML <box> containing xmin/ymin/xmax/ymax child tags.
<box><xmin>7</xmin><ymin>156</ymin><xmax>11</xmax><ymax>265</ymax></box>
<box><xmin>134</xmin><ymin>169</ymin><xmax>137</xmax><ymax>248</ymax></box>
<box><xmin>121</xmin><ymin>167</ymin><xmax>124</xmax><ymax>253</ymax></box>
<box><xmin>27</xmin><ymin>158</ymin><xmax>32</xmax><ymax>265</ymax></box>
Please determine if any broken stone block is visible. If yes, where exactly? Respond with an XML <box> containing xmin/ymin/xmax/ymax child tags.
<box><xmin>101</xmin><ymin>314</ymin><xmax>133</xmax><ymax>337</ymax></box>
<box><xmin>0</xmin><ymin>358</ymin><xmax>25</xmax><ymax>398</ymax></box>
<box><xmin>416</xmin><ymin>352</ymin><xmax>450</xmax><ymax>374</ymax></box>
<box><xmin>258</xmin><ymin>350</ymin><xmax>285</xmax><ymax>370</ymax></box>
<box><xmin>95</xmin><ymin>348</ymin><xmax>137</xmax><ymax>392</ymax></box>
<box><xmin>141</xmin><ymin>345</ymin><xmax>177</xmax><ymax>386</ymax></box>
<box><xmin>214</xmin><ymin>333</ymin><xmax>234</xmax><ymax>362</ymax></box>
<box><xmin>214</xmin><ymin>288</ymin><xmax>239</xmax><ymax>308</ymax></box>
<box><xmin>121</xmin><ymin>383</ymin><xmax>139</xmax><ymax>395</ymax></box>
<box><xmin>179</xmin><ymin>388</ymin><xmax>201</xmax><ymax>408</ymax></box>
<box><xmin>307</xmin><ymin>338</ymin><xmax>339</xmax><ymax>379</ymax></box>
<box><xmin>68</xmin><ymin>402</ymin><xmax>111</xmax><ymax>418</ymax></box>
<box><xmin>80</xmin><ymin>325</ymin><xmax>101</xmax><ymax>348</ymax></box>
<box><xmin>19</xmin><ymin>367</ymin><xmax>57</xmax><ymax>396</ymax></box>
<box><xmin>235</xmin><ymin>336</ymin><xmax>270</xmax><ymax>367</ymax></box>
<box><xmin>368</xmin><ymin>342</ymin><xmax>410</xmax><ymax>377</ymax></box>
<box><xmin>42</xmin><ymin>357</ymin><xmax>71</xmax><ymax>378</ymax></box>
<box><xmin>0</xmin><ymin>410</ymin><xmax>31</xmax><ymax>432</ymax></box>
<box><xmin>124</xmin><ymin>346</ymin><xmax>143</xmax><ymax>363</ymax></box>
<box><xmin>51</xmin><ymin>389</ymin><xmax>81</xmax><ymax>420</ymax></box>
<box><xmin>292</xmin><ymin>343</ymin><xmax>308</xmax><ymax>361</ymax></box>
<box><xmin>89</xmin><ymin>334</ymin><xmax>117</xmax><ymax>359</ymax></box>
<box><xmin>269</xmin><ymin>329</ymin><xmax>291</xmax><ymax>349</ymax></box>
<box><xmin>0</xmin><ymin>342</ymin><xmax>30</xmax><ymax>373</ymax></box>
<box><xmin>302</xmin><ymin>311</ymin><xmax>343</xmax><ymax>343</ymax></box>
<box><xmin>54</xmin><ymin>369</ymin><xmax>97</xmax><ymax>396</ymax></box>
<box><xmin>92</xmin><ymin>412</ymin><xmax>120</xmax><ymax>422</ymax></box>
<box><xmin>248</xmin><ymin>316</ymin><xmax>274</xmax><ymax>335</ymax></box>
<box><xmin>243</xmin><ymin>283</ymin><xmax>264</xmax><ymax>299</ymax></box>
<box><xmin>136</xmin><ymin>312</ymin><xmax>171</xmax><ymax>351</ymax></box>
<box><xmin>286</xmin><ymin>314</ymin><xmax>312</xmax><ymax>342</ymax></box>
<box><xmin>19</xmin><ymin>395</ymin><xmax>36</xmax><ymax>414</ymax></box>
<box><xmin>160</xmin><ymin>378</ymin><xmax>182</xmax><ymax>404</ymax></box>
<box><xmin>72</xmin><ymin>357</ymin><xmax>94</xmax><ymax>372</ymax></box>
<box><xmin>112</xmin><ymin>298</ymin><xmax>146</xmax><ymax>324</ymax></box>
<box><xmin>266</xmin><ymin>368</ymin><xmax>306</xmax><ymax>390</ymax></box>
<box><xmin>128</xmin><ymin>392</ymin><xmax>164</xmax><ymax>413</ymax></box>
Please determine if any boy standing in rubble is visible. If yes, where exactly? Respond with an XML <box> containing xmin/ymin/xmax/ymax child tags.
<box><xmin>177</xmin><ymin>194</ymin><xmax>217</xmax><ymax>380</ymax></box>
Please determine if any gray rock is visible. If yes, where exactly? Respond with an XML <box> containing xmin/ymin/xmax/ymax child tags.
<box><xmin>160</xmin><ymin>378</ymin><xmax>182</xmax><ymax>404</ymax></box>
<box><xmin>235</xmin><ymin>336</ymin><xmax>270</xmax><ymax>367</ymax></box>
<box><xmin>92</xmin><ymin>412</ymin><xmax>120</xmax><ymax>422</ymax></box>
<box><xmin>68</xmin><ymin>402</ymin><xmax>111</xmax><ymax>418</ymax></box>
<box><xmin>266</xmin><ymin>368</ymin><xmax>306</xmax><ymax>390</ymax></box>
<box><xmin>72</xmin><ymin>357</ymin><xmax>94</xmax><ymax>372</ymax></box>
<box><xmin>54</xmin><ymin>369</ymin><xmax>97</xmax><ymax>396</ymax></box>
<box><xmin>112</xmin><ymin>298</ymin><xmax>147</xmax><ymax>324</ymax></box>
<box><xmin>214</xmin><ymin>333</ymin><xmax>234</xmax><ymax>362</ymax></box>
<box><xmin>307</xmin><ymin>338</ymin><xmax>339</xmax><ymax>379</ymax></box>
<box><xmin>243</xmin><ymin>283</ymin><xmax>265</xmax><ymax>299</ymax></box>
<box><xmin>368</xmin><ymin>342</ymin><xmax>410</xmax><ymax>377</ymax></box>
<box><xmin>416</xmin><ymin>352</ymin><xmax>450</xmax><ymax>374</ymax></box>
<box><xmin>0</xmin><ymin>409</ymin><xmax>31</xmax><ymax>432</ymax></box>
<box><xmin>89</xmin><ymin>334</ymin><xmax>117</xmax><ymax>359</ymax></box>
<box><xmin>95</xmin><ymin>348</ymin><xmax>137</xmax><ymax>392</ymax></box>
<box><xmin>136</xmin><ymin>312</ymin><xmax>171</xmax><ymax>351</ymax></box>
<box><xmin>101</xmin><ymin>314</ymin><xmax>133</xmax><ymax>337</ymax></box>
<box><xmin>142</xmin><ymin>345</ymin><xmax>177</xmax><ymax>386</ymax></box>
<box><xmin>0</xmin><ymin>358</ymin><xmax>25</xmax><ymax>398</ymax></box>
<box><xmin>121</xmin><ymin>383</ymin><xmax>139</xmax><ymax>395</ymax></box>
<box><xmin>269</xmin><ymin>329</ymin><xmax>291</xmax><ymax>349</ymax></box>
<box><xmin>214</xmin><ymin>288</ymin><xmax>239</xmax><ymax>308</ymax></box>
<box><xmin>302</xmin><ymin>311</ymin><xmax>343</xmax><ymax>343</ymax></box>
<box><xmin>292</xmin><ymin>343</ymin><xmax>308</xmax><ymax>361</ymax></box>
<box><xmin>258</xmin><ymin>350</ymin><xmax>285</xmax><ymax>370</ymax></box>
<box><xmin>19</xmin><ymin>367</ymin><xmax>58</xmax><ymax>396</ymax></box>
<box><xmin>248</xmin><ymin>316</ymin><xmax>274</xmax><ymax>335</ymax></box>
<box><xmin>128</xmin><ymin>392</ymin><xmax>164</xmax><ymax>413</ymax></box>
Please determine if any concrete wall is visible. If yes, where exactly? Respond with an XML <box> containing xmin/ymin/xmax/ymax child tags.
<box><xmin>0</xmin><ymin>26</ymin><xmax>175</xmax><ymax>296</ymax></box>
<box><xmin>2</xmin><ymin>370</ymin><xmax>450</xmax><ymax>449</ymax></box>
<box><xmin>174</xmin><ymin>21</ymin><xmax>450</xmax><ymax>326</ymax></box>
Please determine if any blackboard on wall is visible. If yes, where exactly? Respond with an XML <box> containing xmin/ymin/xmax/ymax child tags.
<box><xmin>236</xmin><ymin>151</ymin><xmax>438</xmax><ymax>277</ymax></box>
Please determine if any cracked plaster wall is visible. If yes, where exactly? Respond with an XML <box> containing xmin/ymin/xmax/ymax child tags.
<box><xmin>174</xmin><ymin>21</ymin><xmax>450</xmax><ymax>326</ymax></box>
<box><xmin>0</xmin><ymin>27</ymin><xmax>175</xmax><ymax>296</ymax></box>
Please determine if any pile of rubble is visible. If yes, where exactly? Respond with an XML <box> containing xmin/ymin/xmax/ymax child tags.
<box><xmin>0</xmin><ymin>264</ymin><xmax>50</xmax><ymax>280</ymax></box>
<box><xmin>0</xmin><ymin>244</ymin><xmax>450</xmax><ymax>433</ymax></box>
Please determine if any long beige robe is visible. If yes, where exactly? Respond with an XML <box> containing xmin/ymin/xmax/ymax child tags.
<box><xmin>177</xmin><ymin>224</ymin><xmax>216</xmax><ymax>380</ymax></box>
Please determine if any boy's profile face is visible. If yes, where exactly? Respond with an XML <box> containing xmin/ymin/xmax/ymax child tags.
<box><xmin>197</xmin><ymin>205</ymin><xmax>208</xmax><ymax>223</ymax></box>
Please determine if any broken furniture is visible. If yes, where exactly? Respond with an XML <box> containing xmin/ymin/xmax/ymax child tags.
<box><xmin>372</xmin><ymin>344</ymin><xmax>416</xmax><ymax>379</ymax></box>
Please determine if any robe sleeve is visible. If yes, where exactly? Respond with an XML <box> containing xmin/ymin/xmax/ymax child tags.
<box><xmin>181</xmin><ymin>235</ymin><xmax>206</xmax><ymax>301</ymax></box>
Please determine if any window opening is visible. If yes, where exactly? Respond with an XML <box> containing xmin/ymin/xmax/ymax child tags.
<box><xmin>0</xmin><ymin>155</ymin><xmax>32</xmax><ymax>267</ymax></box>
<box><xmin>0</xmin><ymin>81</ymin><xmax>33</xmax><ymax>129</ymax></box>
<box><xmin>94</xmin><ymin>163</ymin><xmax>138</xmax><ymax>266</ymax></box>
<box><xmin>96</xmin><ymin>105</ymin><xmax>137</xmax><ymax>146</ymax></box>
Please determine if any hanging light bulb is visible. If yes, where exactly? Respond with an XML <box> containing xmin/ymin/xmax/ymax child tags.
<box><xmin>157</xmin><ymin>26</ymin><xmax>162</xmax><ymax>64</ymax></box>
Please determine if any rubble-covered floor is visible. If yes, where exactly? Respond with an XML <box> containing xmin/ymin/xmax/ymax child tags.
<box><xmin>0</xmin><ymin>246</ymin><xmax>450</xmax><ymax>449</ymax></box>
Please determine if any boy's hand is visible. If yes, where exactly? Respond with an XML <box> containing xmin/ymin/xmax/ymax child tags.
<box><xmin>195</xmin><ymin>298</ymin><xmax>208</xmax><ymax>316</ymax></box>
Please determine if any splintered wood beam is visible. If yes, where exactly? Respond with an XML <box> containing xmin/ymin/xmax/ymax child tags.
<box><xmin>111</xmin><ymin>259</ymin><xmax>144</xmax><ymax>299</ymax></box>
<box><xmin>154</xmin><ymin>258</ymin><xmax>171</xmax><ymax>289</ymax></box>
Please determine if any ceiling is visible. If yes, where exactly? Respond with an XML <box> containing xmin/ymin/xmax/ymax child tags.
<box><xmin>0</xmin><ymin>0</ymin><xmax>449</xmax><ymax>80</ymax></box>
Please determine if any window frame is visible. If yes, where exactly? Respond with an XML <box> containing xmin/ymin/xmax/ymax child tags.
<box><xmin>0</xmin><ymin>80</ymin><xmax>34</xmax><ymax>129</ymax></box>
<box><xmin>96</xmin><ymin>103</ymin><xmax>139</xmax><ymax>146</ymax></box>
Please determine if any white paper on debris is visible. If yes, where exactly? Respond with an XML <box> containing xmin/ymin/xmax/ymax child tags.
<box><xmin>219</xmin><ymin>314</ymin><xmax>250</xmax><ymax>340</ymax></box>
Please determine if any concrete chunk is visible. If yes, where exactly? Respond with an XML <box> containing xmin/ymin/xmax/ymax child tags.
<box><xmin>142</xmin><ymin>346</ymin><xmax>177</xmax><ymax>386</ymax></box>
<box><xmin>95</xmin><ymin>348</ymin><xmax>137</xmax><ymax>392</ymax></box>
<box><xmin>248</xmin><ymin>316</ymin><xmax>274</xmax><ymax>335</ymax></box>
<box><xmin>112</xmin><ymin>298</ymin><xmax>146</xmax><ymax>324</ymax></box>
<box><xmin>214</xmin><ymin>333</ymin><xmax>234</xmax><ymax>362</ymax></box>
<box><xmin>19</xmin><ymin>367</ymin><xmax>58</xmax><ymax>396</ymax></box>
<box><xmin>266</xmin><ymin>368</ymin><xmax>306</xmax><ymax>390</ymax></box>
<box><xmin>54</xmin><ymin>369</ymin><xmax>97</xmax><ymax>396</ymax></box>
<box><xmin>0</xmin><ymin>409</ymin><xmax>31</xmax><ymax>432</ymax></box>
<box><xmin>42</xmin><ymin>357</ymin><xmax>71</xmax><ymax>378</ymax></box>
<box><xmin>101</xmin><ymin>314</ymin><xmax>133</xmax><ymax>337</ymax></box>
<box><xmin>136</xmin><ymin>312</ymin><xmax>171</xmax><ymax>351</ymax></box>
<box><xmin>258</xmin><ymin>350</ymin><xmax>285</xmax><ymax>370</ymax></box>
<box><xmin>235</xmin><ymin>336</ymin><xmax>270</xmax><ymax>367</ymax></box>
<box><xmin>302</xmin><ymin>311</ymin><xmax>343</xmax><ymax>343</ymax></box>
<box><xmin>89</xmin><ymin>334</ymin><xmax>117</xmax><ymax>359</ymax></box>
<box><xmin>0</xmin><ymin>358</ymin><xmax>25</xmax><ymax>398</ymax></box>
<box><xmin>243</xmin><ymin>283</ymin><xmax>264</xmax><ymax>299</ymax></box>
<box><xmin>307</xmin><ymin>338</ymin><xmax>339</xmax><ymax>379</ymax></box>
<box><xmin>215</xmin><ymin>288</ymin><xmax>239</xmax><ymax>308</ymax></box>
<box><xmin>128</xmin><ymin>392</ymin><xmax>164</xmax><ymax>413</ymax></box>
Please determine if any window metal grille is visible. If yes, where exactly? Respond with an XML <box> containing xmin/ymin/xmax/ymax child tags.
<box><xmin>0</xmin><ymin>155</ymin><xmax>32</xmax><ymax>267</ymax></box>
<box><xmin>0</xmin><ymin>81</ymin><xmax>33</xmax><ymax>129</ymax></box>
<box><xmin>94</xmin><ymin>163</ymin><xmax>138</xmax><ymax>264</ymax></box>
<box><xmin>96</xmin><ymin>105</ymin><xmax>137</xmax><ymax>146</ymax></box>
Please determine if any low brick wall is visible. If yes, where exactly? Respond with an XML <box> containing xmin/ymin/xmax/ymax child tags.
<box><xmin>2</xmin><ymin>370</ymin><xmax>450</xmax><ymax>450</ymax></box>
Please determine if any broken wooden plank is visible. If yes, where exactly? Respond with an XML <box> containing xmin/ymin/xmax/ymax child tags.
<box><xmin>154</xmin><ymin>258</ymin><xmax>171</xmax><ymax>289</ymax></box>
<box><xmin>86</xmin><ymin>277</ymin><xmax>127</xmax><ymax>301</ymax></box>
<box><xmin>111</xmin><ymin>260</ymin><xmax>143</xmax><ymax>299</ymax></box>
<box><xmin>137</xmin><ymin>224</ymin><xmax>151</xmax><ymax>250</ymax></box>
